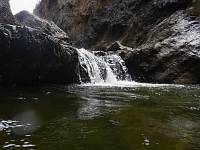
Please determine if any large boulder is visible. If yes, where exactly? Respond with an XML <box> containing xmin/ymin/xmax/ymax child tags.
<box><xmin>34</xmin><ymin>0</ymin><xmax>75</xmax><ymax>38</ymax></box>
<box><xmin>15</xmin><ymin>11</ymin><xmax>69</xmax><ymax>41</ymax></box>
<box><xmin>125</xmin><ymin>10</ymin><xmax>200</xmax><ymax>84</ymax></box>
<box><xmin>0</xmin><ymin>24</ymin><xmax>79</xmax><ymax>86</ymax></box>
<box><xmin>0</xmin><ymin>0</ymin><xmax>17</xmax><ymax>24</ymax></box>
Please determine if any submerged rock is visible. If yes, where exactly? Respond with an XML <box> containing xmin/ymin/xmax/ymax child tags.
<box><xmin>0</xmin><ymin>24</ymin><xmax>79</xmax><ymax>86</ymax></box>
<box><xmin>125</xmin><ymin>10</ymin><xmax>200</xmax><ymax>84</ymax></box>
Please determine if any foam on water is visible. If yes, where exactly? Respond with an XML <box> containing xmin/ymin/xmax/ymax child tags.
<box><xmin>80</xmin><ymin>81</ymin><xmax>184</xmax><ymax>88</ymax></box>
<box><xmin>77</xmin><ymin>48</ymin><xmax>131</xmax><ymax>84</ymax></box>
<box><xmin>77</xmin><ymin>48</ymin><xmax>118</xmax><ymax>83</ymax></box>
<box><xmin>77</xmin><ymin>48</ymin><xmax>184</xmax><ymax>88</ymax></box>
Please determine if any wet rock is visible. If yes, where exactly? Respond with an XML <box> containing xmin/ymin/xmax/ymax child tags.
<box><xmin>107</xmin><ymin>41</ymin><xmax>123</xmax><ymax>52</ymax></box>
<box><xmin>34</xmin><ymin>0</ymin><xmax>112</xmax><ymax>41</ymax></box>
<box><xmin>0</xmin><ymin>0</ymin><xmax>17</xmax><ymax>24</ymax></box>
<box><xmin>107</xmin><ymin>41</ymin><xmax>126</xmax><ymax>52</ymax></box>
<box><xmin>108</xmin><ymin>41</ymin><xmax>132</xmax><ymax>51</ymax></box>
<box><xmin>0</xmin><ymin>24</ymin><xmax>79</xmax><ymax>86</ymax></box>
<box><xmin>125</xmin><ymin>10</ymin><xmax>200</xmax><ymax>84</ymax></box>
<box><xmin>94</xmin><ymin>51</ymin><xmax>106</xmax><ymax>56</ymax></box>
<box><xmin>15</xmin><ymin>11</ymin><xmax>69</xmax><ymax>41</ymax></box>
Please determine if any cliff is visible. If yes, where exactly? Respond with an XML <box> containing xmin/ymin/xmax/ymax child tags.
<box><xmin>34</xmin><ymin>0</ymin><xmax>192</xmax><ymax>49</ymax></box>
<box><xmin>125</xmin><ymin>9</ymin><xmax>200</xmax><ymax>84</ymax></box>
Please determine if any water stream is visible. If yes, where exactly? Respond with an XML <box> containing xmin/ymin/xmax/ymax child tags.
<box><xmin>77</xmin><ymin>48</ymin><xmax>131</xmax><ymax>84</ymax></box>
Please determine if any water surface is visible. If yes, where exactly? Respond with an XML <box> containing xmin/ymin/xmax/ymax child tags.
<box><xmin>0</xmin><ymin>83</ymin><xmax>200</xmax><ymax>150</ymax></box>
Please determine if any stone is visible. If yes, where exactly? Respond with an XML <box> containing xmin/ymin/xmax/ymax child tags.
<box><xmin>107</xmin><ymin>41</ymin><xmax>125</xmax><ymax>52</ymax></box>
<box><xmin>125</xmin><ymin>10</ymin><xmax>200</xmax><ymax>84</ymax></box>
<box><xmin>15</xmin><ymin>11</ymin><xmax>69</xmax><ymax>41</ymax></box>
<box><xmin>0</xmin><ymin>24</ymin><xmax>79</xmax><ymax>86</ymax></box>
<box><xmin>94</xmin><ymin>51</ymin><xmax>106</xmax><ymax>56</ymax></box>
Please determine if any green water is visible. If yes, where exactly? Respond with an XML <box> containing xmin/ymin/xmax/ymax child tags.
<box><xmin>0</xmin><ymin>84</ymin><xmax>200</xmax><ymax>150</ymax></box>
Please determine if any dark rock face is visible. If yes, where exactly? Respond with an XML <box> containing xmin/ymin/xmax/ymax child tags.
<box><xmin>0</xmin><ymin>24</ymin><xmax>79</xmax><ymax>86</ymax></box>
<box><xmin>0</xmin><ymin>0</ymin><xmax>17</xmax><ymax>24</ymax></box>
<box><xmin>15</xmin><ymin>11</ymin><xmax>69</xmax><ymax>41</ymax></box>
<box><xmin>34</xmin><ymin>0</ymin><xmax>191</xmax><ymax>49</ymax></box>
<box><xmin>125</xmin><ymin>10</ymin><xmax>200</xmax><ymax>84</ymax></box>
<box><xmin>34</xmin><ymin>0</ymin><xmax>112</xmax><ymax>41</ymax></box>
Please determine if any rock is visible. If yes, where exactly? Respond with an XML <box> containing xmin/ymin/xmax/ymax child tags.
<box><xmin>34</xmin><ymin>0</ymin><xmax>191</xmax><ymax>49</ymax></box>
<box><xmin>0</xmin><ymin>0</ymin><xmax>17</xmax><ymax>24</ymax></box>
<box><xmin>0</xmin><ymin>24</ymin><xmax>79</xmax><ymax>86</ymax></box>
<box><xmin>125</xmin><ymin>10</ymin><xmax>200</xmax><ymax>84</ymax></box>
<box><xmin>94</xmin><ymin>51</ymin><xmax>106</xmax><ymax>56</ymax></box>
<box><xmin>106</xmin><ymin>41</ymin><xmax>133</xmax><ymax>52</ymax></box>
<box><xmin>107</xmin><ymin>41</ymin><xmax>125</xmax><ymax>52</ymax></box>
<box><xmin>15</xmin><ymin>11</ymin><xmax>69</xmax><ymax>41</ymax></box>
<box><xmin>34</xmin><ymin>0</ymin><xmax>76</xmax><ymax>38</ymax></box>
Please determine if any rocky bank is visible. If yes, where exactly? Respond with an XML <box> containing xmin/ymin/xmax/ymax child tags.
<box><xmin>0</xmin><ymin>24</ymin><xmax>79</xmax><ymax>86</ymax></box>
<box><xmin>125</xmin><ymin>10</ymin><xmax>200</xmax><ymax>84</ymax></box>
<box><xmin>0</xmin><ymin>2</ymin><xmax>80</xmax><ymax>86</ymax></box>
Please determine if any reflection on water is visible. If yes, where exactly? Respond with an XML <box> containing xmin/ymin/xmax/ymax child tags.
<box><xmin>0</xmin><ymin>84</ymin><xmax>200</xmax><ymax>149</ymax></box>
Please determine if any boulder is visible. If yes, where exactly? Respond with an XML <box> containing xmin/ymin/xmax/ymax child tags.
<box><xmin>0</xmin><ymin>24</ymin><xmax>79</xmax><ymax>86</ymax></box>
<box><xmin>15</xmin><ymin>11</ymin><xmax>69</xmax><ymax>41</ymax></box>
<box><xmin>125</xmin><ymin>10</ymin><xmax>200</xmax><ymax>84</ymax></box>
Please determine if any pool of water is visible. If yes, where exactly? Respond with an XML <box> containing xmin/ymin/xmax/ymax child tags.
<box><xmin>0</xmin><ymin>83</ymin><xmax>200</xmax><ymax>150</ymax></box>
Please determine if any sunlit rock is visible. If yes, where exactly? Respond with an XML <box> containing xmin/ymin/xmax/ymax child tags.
<box><xmin>125</xmin><ymin>10</ymin><xmax>200</xmax><ymax>84</ymax></box>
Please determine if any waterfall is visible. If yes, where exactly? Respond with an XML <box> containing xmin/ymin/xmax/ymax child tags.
<box><xmin>77</xmin><ymin>48</ymin><xmax>131</xmax><ymax>84</ymax></box>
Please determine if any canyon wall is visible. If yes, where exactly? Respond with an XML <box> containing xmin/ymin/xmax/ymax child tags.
<box><xmin>34</xmin><ymin>0</ymin><xmax>192</xmax><ymax>49</ymax></box>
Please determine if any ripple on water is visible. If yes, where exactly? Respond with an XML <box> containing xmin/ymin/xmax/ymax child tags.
<box><xmin>3</xmin><ymin>143</ymin><xmax>35</xmax><ymax>149</ymax></box>
<box><xmin>0</xmin><ymin>120</ymin><xmax>36</xmax><ymax>149</ymax></box>
<box><xmin>0</xmin><ymin>120</ymin><xmax>23</xmax><ymax>132</ymax></box>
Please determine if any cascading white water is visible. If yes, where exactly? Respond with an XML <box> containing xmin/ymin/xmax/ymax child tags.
<box><xmin>77</xmin><ymin>48</ymin><xmax>131</xmax><ymax>84</ymax></box>
<box><xmin>103</xmin><ymin>54</ymin><xmax>132</xmax><ymax>81</ymax></box>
